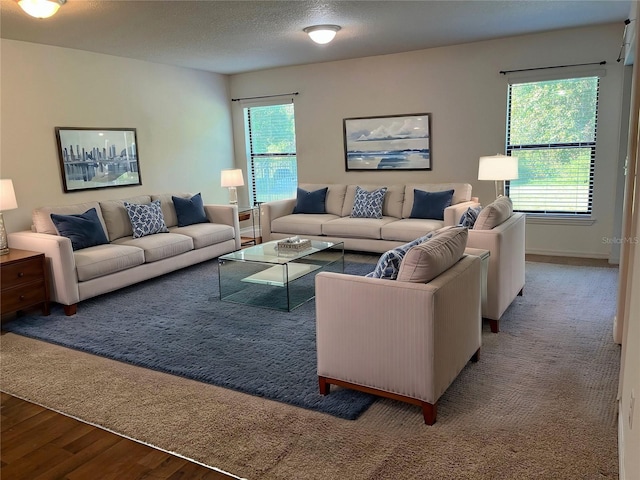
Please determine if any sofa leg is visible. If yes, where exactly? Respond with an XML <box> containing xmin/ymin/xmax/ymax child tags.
<box><xmin>64</xmin><ymin>304</ymin><xmax>77</xmax><ymax>316</ymax></box>
<box><xmin>318</xmin><ymin>376</ymin><xmax>330</xmax><ymax>395</ymax></box>
<box><xmin>518</xmin><ymin>287</ymin><xmax>524</xmax><ymax>296</ymax></box>
<box><xmin>421</xmin><ymin>402</ymin><xmax>437</xmax><ymax>425</ymax></box>
<box><xmin>489</xmin><ymin>319</ymin><xmax>499</xmax><ymax>333</ymax></box>
<box><xmin>471</xmin><ymin>348</ymin><xmax>480</xmax><ymax>362</ymax></box>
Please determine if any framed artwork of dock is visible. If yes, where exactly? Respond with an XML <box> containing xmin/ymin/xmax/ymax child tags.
<box><xmin>343</xmin><ymin>113</ymin><xmax>432</xmax><ymax>171</ymax></box>
<box><xmin>55</xmin><ymin>127</ymin><xmax>142</xmax><ymax>192</ymax></box>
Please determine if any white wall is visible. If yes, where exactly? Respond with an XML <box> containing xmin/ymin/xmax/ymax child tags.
<box><xmin>0</xmin><ymin>39</ymin><xmax>234</xmax><ymax>233</ymax></box>
<box><xmin>230</xmin><ymin>24</ymin><xmax>626</xmax><ymax>259</ymax></box>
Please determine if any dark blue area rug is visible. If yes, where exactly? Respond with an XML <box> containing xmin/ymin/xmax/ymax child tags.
<box><xmin>3</xmin><ymin>259</ymin><xmax>378</xmax><ymax>420</ymax></box>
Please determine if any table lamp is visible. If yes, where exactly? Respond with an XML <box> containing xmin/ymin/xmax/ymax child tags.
<box><xmin>0</xmin><ymin>179</ymin><xmax>18</xmax><ymax>255</ymax></box>
<box><xmin>220</xmin><ymin>168</ymin><xmax>244</xmax><ymax>204</ymax></box>
<box><xmin>478</xmin><ymin>154</ymin><xmax>518</xmax><ymax>198</ymax></box>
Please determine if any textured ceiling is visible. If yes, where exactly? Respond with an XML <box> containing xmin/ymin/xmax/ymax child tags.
<box><xmin>0</xmin><ymin>0</ymin><xmax>632</xmax><ymax>75</ymax></box>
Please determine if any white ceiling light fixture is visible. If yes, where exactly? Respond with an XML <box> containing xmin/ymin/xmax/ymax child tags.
<box><xmin>303</xmin><ymin>25</ymin><xmax>341</xmax><ymax>45</ymax></box>
<box><xmin>16</xmin><ymin>0</ymin><xmax>66</xmax><ymax>19</ymax></box>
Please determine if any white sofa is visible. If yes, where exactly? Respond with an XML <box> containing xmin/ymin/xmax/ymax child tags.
<box><xmin>316</xmin><ymin>227</ymin><xmax>481</xmax><ymax>424</ymax></box>
<box><xmin>261</xmin><ymin>183</ymin><xmax>478</xmax><ymax>253</ymax></box>
<box><xmin>8</xmin><ymin>193</ymin><xmax>241</xmax><ymax>315</ymax></box>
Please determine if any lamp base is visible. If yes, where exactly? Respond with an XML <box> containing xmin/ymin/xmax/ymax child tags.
<box><xmin>0</xmin><ymin>212</ymin><xmax>9</xmax><ymax>255</ymax></box>
<box><xmin>228</xmin><ymin>186</ymin><xmax>238</xmax><ymax>205</ymax></box>
<box><xmin>494</xmin><ymin>180</ymin><xmax>506</xmax><ymax>199</ymax></box>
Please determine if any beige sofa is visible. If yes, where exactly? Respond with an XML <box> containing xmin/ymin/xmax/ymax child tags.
<box><xmin>8</xmin><ymin>193</ymin><xmax>241</xmax><ymax>315</ymax></box>
<box><xmin>261</xmin><ymin>183</ymin><xmax>478</xmax><ymax>253</ymax></box>
<box><xmin>315</xmin><ymin>227</ymin><xmax>481</xmax><ymax>424</ymax></box>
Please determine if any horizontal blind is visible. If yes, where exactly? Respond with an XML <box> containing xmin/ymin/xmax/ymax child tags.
<box><xmin>506</xmin><ymin>77</ymin><xmax>599</xmax><ymax>214</ymax></box>
<box><xmin>245</xmin><ymin>103</ymin><xmax>298</xmax><ymax>204</ymax></box>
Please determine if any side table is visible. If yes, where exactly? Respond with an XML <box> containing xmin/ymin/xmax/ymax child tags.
<box><xmin>238</xmin><ymin>204</ymin><xmax>262</xmax><ymax>246</ymax></box>
<box><xmin>464</xmin><ymin>247</ymin><xmax>490</xmax><ymax>329</ymax></box>
<box><xmin>1</xmin><ymin>248</ymin><xmax>50</xmax><ymax>317</ymax></box>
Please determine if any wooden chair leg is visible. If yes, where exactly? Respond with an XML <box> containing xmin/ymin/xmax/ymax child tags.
<box><xmin>318</xmin><ymin>376</ymin><xmax>330</xmax><ymax>395</ymax></box>
<box><xmin>489</xmin><ymin>319</ymin><xmax>499</xmax><ymax>333</ymax></box>
<box><xmin>421</xmin><ymin>402</ymin><xmax>437</xmax><ymax>425</ymax></box>
<box><xmin>471</xmin><ymin>347</ymin><xmax>480</xmax><ymax>362</ymax></box>
<box><xmin>64</xmin><ymin>304</ymin><xmax>77</xmax><ymax>316</ymax></box>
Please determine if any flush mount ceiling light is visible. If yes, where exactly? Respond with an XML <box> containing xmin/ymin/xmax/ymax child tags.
<box><xmin>16</xmin><ymin>0</ymin><xmax>66</xmax><ymax>19</ymax></box>
<box><xmin>303</xmin><ymin>25</ymin><xmax>341</xmax><ymax>45</ymax></box>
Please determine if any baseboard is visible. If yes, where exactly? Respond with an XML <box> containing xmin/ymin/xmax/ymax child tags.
<box><xmin>525</xmin><ymin>247</ymin><xmax>611</xmax><ymax>260</ymax></box>
<box><xmin>619</xmin><ymin>398</ymin><xmax>626</xmax><ymax>480</ymax></box>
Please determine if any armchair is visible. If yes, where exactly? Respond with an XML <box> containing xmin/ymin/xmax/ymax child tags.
<box><xmin>315</xmin><ymin>241</ymin><xmax>481</xmax><ymax>425</ymax></box>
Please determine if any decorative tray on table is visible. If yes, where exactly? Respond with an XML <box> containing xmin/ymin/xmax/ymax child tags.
<box><xmin>276</xmin><ymin>236</ymin><xmax>312</xmax><ymax>254</ymax></box>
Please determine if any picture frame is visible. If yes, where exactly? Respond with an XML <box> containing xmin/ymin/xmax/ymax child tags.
<box><xmin>55</xmin><ymin>127</ymin><xmax>142</xmax><ymax>192</ymax></box>
<box><xmin>343</xmin><ymin>113</ymin><xmax>432</xmax><ymax>171</ymax></box>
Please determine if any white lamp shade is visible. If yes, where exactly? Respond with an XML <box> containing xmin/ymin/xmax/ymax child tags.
<box><xmin>220</xmin><ymin>169</ymin><xmax>244</xmax><ymax>188</ymax></box>
<box><xmin>303</xmin><ymin>25</ymin><xmax>341</xmax><ymax>45</ymax></box>
<box><xmin>478</xmin><ymin>155</ymin><xmax>519</xmax><ymax>181</ymax></box>
<box><xmin>0</xmin><ymin>179</ymin><xmax>18</xmax><ymax>211</ymax></box>
<box><xmin>17</xmin><ymin>0</ymin><xmax>65</xmax><ymax>18</ymax></box>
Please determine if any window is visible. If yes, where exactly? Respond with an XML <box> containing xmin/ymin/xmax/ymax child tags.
<box><xmin>244</xmin><ymin>102</ymin><xmax>297</xmax><ymax>205</ymax></box>
<box><xmin>506</xmin><ymin>76</ymin><xmax>600</xmax><ymax>215</ymax></box>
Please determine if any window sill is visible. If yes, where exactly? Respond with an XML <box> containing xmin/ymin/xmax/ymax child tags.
<box><xmin>524</xmin><ymin>214</ymin><xmax>596</xmax><ymax>226</ymax></box>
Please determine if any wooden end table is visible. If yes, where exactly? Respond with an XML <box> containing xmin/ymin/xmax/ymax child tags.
<box><xmin>1</xmin><ymin>248</ymin><xmax>50</xmax><ymax>317</ymax></box>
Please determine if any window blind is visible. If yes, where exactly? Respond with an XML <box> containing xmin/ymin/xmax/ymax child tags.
<box><xmin>506</xmin><ymin>77</ymin><xmax>599</xmax><ymax>215</ymax></box>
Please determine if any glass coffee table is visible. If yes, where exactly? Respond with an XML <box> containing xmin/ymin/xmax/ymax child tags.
<box><xmin>218</xmin><ymin>239</ymin><xmax>344</xmax><ymax>311</ymax></box>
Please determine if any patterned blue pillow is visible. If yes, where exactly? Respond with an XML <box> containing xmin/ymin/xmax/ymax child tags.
<box><xmin>124</xmin><ymin>200</ymin><xmax>169</xmax><ymax>239</ymax></box>
<box><xmin>351</xmin><ymin>186</ymin><xmax>387</xmax><ymax>219</ymax></box>
<box><xmin>459</xmin><ymin>206</ymin><xmax>482</xmax><ymax>228</ymax></box>
<box><xmin>366</xmin><ymin>231</ymin><xmax>437</xmax><ymax>280</ymax></box>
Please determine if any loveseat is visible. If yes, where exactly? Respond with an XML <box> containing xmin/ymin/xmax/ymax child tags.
<box><xmin>261</xmin><ymin>183</ymin><xmax>479</xmax><ymax>253</ymax></box>
<box><xmin>315</xmin><ymin>227</ymin><xmax>481</xmax><ymax>424</ymax></box>
<box><xmin>8</xmin><ymin>193</ymin><xmax>241</xmax><ymax>315</ymax></box>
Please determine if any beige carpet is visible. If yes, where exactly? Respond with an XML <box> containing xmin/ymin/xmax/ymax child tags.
<box><xmin>1</xmin><ymin>260</ymin><xmax>620</xmax><ymax>479</ymax></box>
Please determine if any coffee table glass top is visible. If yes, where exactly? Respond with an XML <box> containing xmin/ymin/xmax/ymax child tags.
<box><xmin>218</xmin><ymin>239</ymin><xmax>344</xmax><ymax>311</ymax></box>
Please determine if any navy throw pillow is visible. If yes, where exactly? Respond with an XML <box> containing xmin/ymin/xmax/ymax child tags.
<box><xmin>50</xmin><ymin>208</ymin><xmax>109</xmax><ymax>251</ymax></box>
<box><xmin>409</xmin><ymin>189</ymin><xmax>455</xmax><ymax>221</ymax></box>
<box><xmin>293</xmin><ymin>187</ymin><xmax>328</xmax><ymax>214</ymax></box>
<box><xmin>172</xmin><ymin>193</ymin><xmax>209</xmax><ymax>227</ymax></box>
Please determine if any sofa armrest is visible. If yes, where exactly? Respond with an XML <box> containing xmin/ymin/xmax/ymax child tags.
<box><xmin>204</xmin><ymin>204</ymin><xmax>241</xmax><ymax>250</ymax></box>
<box><xmin>444</xmin><ymin>200</ymin><xmax>481</xmax><ymax>226</ymax></box>
<box><xmin>467</xmin><ymin>212</ymin><xmax>525</xmax><ymax>320</ymax></box>
<box><xmin>7</xmin><ymin>231</ymin><xmax>80</xmax><ymax>306</ymax></box>
<box><xmin>315</xmin><ymin>255</ymin><xmax>481</xmax><ymax>404</ymax></box>
<box><xmin>260</xmin><ymin>199</ymin><xmax>296</xmax><ymax>242</ymax></box>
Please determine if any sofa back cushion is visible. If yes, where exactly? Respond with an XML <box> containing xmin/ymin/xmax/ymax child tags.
<box><xmin>473</xmin><ymin>196</ymin><xmax>513</xmax><ymax>230</ymax></box>
<box><xmin>402</xmin><ymin>183</ymin><xmax>472</xmax><ymax>218</ymax></box>
<box><xmin>33</xmin><ymin>201</ymin><xmax>108</xmax><ymax>236</ymax></box>
<box><xmin>396</xmin><ymin>227</ymin><xmax>468</xmax><ymax>283</ymax></box>
<box><xmin>151</xmin><ymin>193</ymin><xmax>191</xmax><ymax>228</ymax></box>
<box><xmin>341</xmin><ymin>184</ymin><xmax>404</xmax><ymax>218</ymax></box>
<box><xmin>299</xmin><ymin>184</ymin><xmax>346</xmax><ymax>216</ymax></box>
<box><xmin>99</xmin><ymin>195</ymin><xmax>152</xmax><ymax>241</ymax></box>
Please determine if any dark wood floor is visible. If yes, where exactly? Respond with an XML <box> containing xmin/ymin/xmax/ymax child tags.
<box><xmin>0</xmin><ymin>392</ymin><xmax>236</xmax><ymax>480</ymax></box>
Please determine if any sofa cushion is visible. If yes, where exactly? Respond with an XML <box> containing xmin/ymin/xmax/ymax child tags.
<box><xmin>272</xmin><ymin>214</ymin><xmax>339</xmax><ymax>236</ymax></box>
<box><xmin>380</xmin><ymin>218</ymin><xmax>445</xmax><ymax>242</ymax></box>
<box><xmin>342</xmin><ymin>184</ymin><xmax>404</xmax><ymax>218</ymax></box>
<box><xmin>74</xmin><ymin>244</ymin><xmax>145</xmax><ymax>282</ymax></box>
<box><xmin>33</xmin><ymin>201</ymin><xmax>108</xmax><ymax>236</ymax></box>
<box><xmin>322</xmin><ymin>216</ymin><xmax>397</xmax><ymax>239</ymax></box>
<box><xmin>50</xmin><ymin>208</ymin><xmax>109</xmax><ymax>251</ymax></box>
<box><xmin>151</xmin><ymin>193</ymin><xmax>191</xmax><ymax>228</ymax></box>
<box><xmin>409</xmin><ymin>189</ymin><xmax>454</xmax><ymax>220</ymax></box>
<box><xmin>299</xmin><ymin>184</ymin><xmax>347</xmax><ymax>216</ymax></box>
<box><xmin>113</xmin><ymin>232</ymin><xmax>194</xmax><ymax>263</ymax></box>
<box><xmin>172</xmin><ymin>193</ymin><xmax>209</xmax><ymax>227</ymax></box>
<box><xmin>170</xmin><ymin>223</ymin><xmax>235</xmax><ymax>249</ymax></box>
<box><xmin>397</xmin><ymin>227</ymin><xmax>468</xmax><ymax>283</ymax></box>
<box><xmin>99</xmin><ymin>195</ymin><xmax>152</xmax><ymax>241</ymax></box>
<box><xmin>124</xmin><ymin>200</ymin><xmax>170</xmax><ymax>239</ymax></box>
<box><xmin>350</xmin><ymin>186</ymin><xmax>387</xmax><ymax>219</ymax></box>
<box><xmin>293</xmin><ymin>187</ymin><xmax>328</xmax><ymax>214</ymax></box>
<box><xmin>474</xmin><ymin>196</ymin><xmax>513</xmax><ymax>230</ymax></box>
<box><xmin>366</xmin><ymin>232</ymin><xmax>437</xmax><ymax>280</ymax></box>
<box><xmin>459</xmin><ymin>206</ymin><xmax>483</xmax><ymax>228</ymax></box>
<box><xmin>402</xmin><ymin>183</ymin><xmax>472</xmax><ymax>218</ymax></box>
